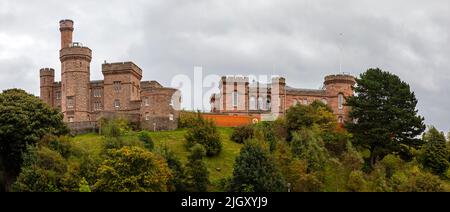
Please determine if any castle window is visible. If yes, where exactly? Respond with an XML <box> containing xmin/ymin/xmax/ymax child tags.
<box><xmin>56</xmin><ymin>91</ymin><xmax>61</xmax><ymax>100</ymax></box>
<box><xmin>94</xmin><ymin>101</ymin><xmax>102</xmax><ymax>111</ymax></box>
<box><xmin>249</xmin><ymin>96</ymin><xmax>256</xmax><ymax>110</ymax></box>
<box><xmin>114</xmin><ymin>81</ymin><xmax>121</xmax><ymax>92</ymax></box>
<box><xmin>145</xmin><ymin>112</ymin><xmax>150</xmax><ymax>121</ymax></box>
<box><xmin>169</xmin><ymin>114</ymin><xmax>174</xmax><ymax>121</ymax></box>
<box><xmin>338</xmin><ymin>94</ymin><xmax>344</xmax><ymax>110</ymax></box>
<box><xmin>338</xmin><ymin>116</ymin><xmax>344</xmax><ymax>124</ymax></box>
<box><xmin>267</xmin><ymin>98</ymin><xmax>271</xmax><ymax>110</ymax></box>
<box><xmin>93</xmin><ymin>89</ymin><xmax>101</xmax><ymax>97</ymax></box>
<box><xmin>68</xmin><ymin>117</ymin><xmax>74</xmax><ymax>123</ymax></box>
<box><xmin>258</xmin><ymin>97</ymin><xmax>264</xmax><ymax>110</ymax></box>
<box><xmin>114</xmin><ymin>100</ymin><xmax>120</xmax><ymax>109</ymax></box>
<box><xmin>293</xmin><ymin>99</ymin><xmax>298</xmax><ymax>106</ymax></box>
<box><xmin>144</xmin><ymin>97</ymin><xmax>149</xmax><ymax>106</ymax></box>
<box><xmin>322</xmin><ymin>98</ymin><xmax>327</xmax><ymax>105</ymax></box>
<box><xmin>67</xmin><ymin>96</ymin><xmax>74</xmax><ymax>109</ymax></box>
<box><xmin>232</xmin><ymin>91</ymin><xmax>238</xmax><ymax>107</ymax></box>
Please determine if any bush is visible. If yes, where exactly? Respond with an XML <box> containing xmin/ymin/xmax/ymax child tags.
<box><xmin>100</xmin><ymin>118</ymin><xmax>131</xmax><ymax>138</ymax></box>
<box><xmin>230</xmin><ymin>140</ymin><xmax>285</xmax><ymax>192</ymax></box>
<box><xmin>290</xmin><ymin>130</ymin><xmax>329</xmax><ymax>172</ymax></box>
<box><xmin>185</xmin><ymin>115</ymin><xmax>222</xmax><ymax>157</ymax></box>
<box><xmin>94</xmin><ymin>146</ymin><xmax>172</xmax><ymax>192</ymax></box>
<box><xmin>158</xmin><ymin>145</ymin><xmax>186</xmax><ymax>192</ymax></box>
<box><xmin>184</xmin><ymin>144</ymin><xmax>209</xmax><ymax>192</ymax></box>
<box><xmin>137</xmin><ymin>131</ymin><xmax>154</xmax><ymax>151</ymax></box>
<box><xmin>230</xmin><ymin>125</ymin><xmax>254</xmax><ymax>144</ymax></box>
<box><xmin>178</xmin><ymin>111</ymin><xmax>200</xmax><ymax>128</ymax></box>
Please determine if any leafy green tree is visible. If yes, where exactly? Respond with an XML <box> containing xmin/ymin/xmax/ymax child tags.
<box><xmin>13</xmin><ymin>146</ymin><xmax>68</xmax><ymax>192</ymax></box>
<box><xmin>286</xmin><ymin>104</ymin><xmax>317</xmax><ymax>134</ymax></box>
<box><xmin>185</xmin><ymin>115</ymin><xmax>222</xmax><ymax>156</ymax></box>
<box><xmin>420</xmin><ymin>127</ymin><xmax>449</xmax><ymax>176</ymax></box>
<box><xmin>231</xmin><ymin>140</ymin><xmax>285</xmax><ymax>192</ymax></box>
<box><xmin>184</xmin><ymin>144</ymin><xmax>209</xmax><ymax>192</ymax></box>
<box><xmin>230</xmin><ymin>125</ymin><xmax>254</xmax><ymax>144</ymax></box>
<box><xmin>290</xmin><ymin>130</ymin><xmax>329</xmax><ymax>172</ymax></box>
<box><xmin>94</xmin><ymin>146</ymin><xmax>172</xmax><ymax>192</ymax></box>
<box><xmin>346</xmin><ymin>68</ymin><xmax>425</xmax><ymax>167</ymax></box>
<box><xmin>0</xmin><ymin>89</ymin><xmax>68</xmax><ymax>191</ymax></box>
<box><xmin>159</xmin><ymin>145</ymin><xmax>186</xmax><ymax>192</ymax></box>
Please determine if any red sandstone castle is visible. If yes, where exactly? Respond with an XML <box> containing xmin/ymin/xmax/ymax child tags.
<box><xmin>210</xmin><ymin>74</ymin><xmax>356</xmax><ymax>124</ymax></box>
<box><xmin>39</xmin><ymin>20</ymin><xmax>180</xmax><ymax>133</ymax></box>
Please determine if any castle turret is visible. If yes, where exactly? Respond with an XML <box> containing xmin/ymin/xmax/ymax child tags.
<box><xmin>59</xmin><ymin>20</ymin><xmax>92</xmax><ymax>122</ymax></box>
<box><xmin>40</xmin><ymin>68</ymin><xmax>55</xmax><ymax>107</ymax></box>
<box><xmin>324</xmin><ymin>74</ymin><xmax>356</xmax><ymax>123</ymax></box>
<box><xmin>59</xmin><ymin>19</ymin><xmax>74</xmax><ymax>49</ymax></box>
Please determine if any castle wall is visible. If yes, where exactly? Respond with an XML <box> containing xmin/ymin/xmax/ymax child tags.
<box><xmin>140</xmin><ymin>87</ymin><xmax>179</xmax><ymax>131</ymax></box>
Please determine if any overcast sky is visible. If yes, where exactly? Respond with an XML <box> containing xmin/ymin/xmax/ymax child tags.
<box><xmin>0</xmin><ymin>0</ymin><xmax>449</xmax><ymax>132</ymax></box>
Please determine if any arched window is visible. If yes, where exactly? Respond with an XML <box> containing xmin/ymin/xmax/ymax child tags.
<box><xmin>338</xmin><ymin>94</ymin><xmax>344</xmax><ymax>110</ymax></box>
<box><xmin>338</xmin><ymin>116</ymin><xmax>344</xmax><ymax>124</ymax></box>
<box><xmin>258</xmin><ymin>97</ymin><xmax>264</xmax><ymax>110</ymax></box>
<box><xmin>266</xmin><ymin>98</ymin><xmax>271</xmax><ymax>110</ymax></box>
<box><xmin>250</xmin><ymin>96</ymin><xmax>256</xmax><ymax>110</ymax></box>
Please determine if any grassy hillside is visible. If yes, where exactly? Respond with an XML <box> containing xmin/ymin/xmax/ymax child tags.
<box><xmin>71</xmin><ymin>127</ymin><xmax>242</xmax><ymax>191</ymax></box>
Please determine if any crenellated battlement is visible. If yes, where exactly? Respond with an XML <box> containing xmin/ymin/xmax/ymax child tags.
<box><xmin>102</xmin><ymin>61</ymin><xmax>143</xmax><ymax>78</ymax></box>
<box><xmin>39</xmin><ymin>68</ymin><xmax>55</xmax><ymax>76</ymax></box>
<box><xmin>324</xmin><ymin>74</ymin><xmax>356</xmax><ymax>85</ymax></box>
<box><xmin>59</xmin><ymin>46</ymin><xmax>92</xmax><ymax>62</ymax></box>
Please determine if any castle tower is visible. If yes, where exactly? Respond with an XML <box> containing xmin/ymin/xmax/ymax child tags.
<box><xmin>324</xmin><ymin>74</ymin><xmax>356</xmax><ymax>123</ymax></box>
<box><xmin>40</xmin><ymin>68</ymin><xmax>55</xmax><ymax>107</ymax></box>
<box><xmin>59</xmin><ymin>20</ymin><xmax>74</xmax><ymax>49</ymax></box>
<box><xmin>59</xmin><ymin>19</ymin><xmax>92</xmax><ymax>122</ymax></box>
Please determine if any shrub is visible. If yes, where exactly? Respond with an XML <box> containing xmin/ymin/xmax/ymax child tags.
<box><xmin>100</xmin><ymin>118</ymin><xmax>131</xmax><ymax>138</ymax></box>
<box><xmin>230</xmin><ymin>140</ymin><xmax>285</xmax><ymax>192</ymax></box>
<box><xmin>184</xmin><ymin>144</ymin><xmax>209</xmax><ymax>192</ymax></box>
<box><xmin>230</xmin><ymin>125</ymin><xmax>254</xmax><ymax>144</ymax></box>
<box><xmin>137</xmin><ymin>131</ymin><xmax>154</xmax><ymax>151</ymax></box>
<box><xmin>178</xmin><ymin>111</ymin><xmax>200</xmax><ymax>128</ymax></box>
<box><xmin>94</xmin><ymin>146</ymin><xmax>172</xmax><ymax>192</ymax></box>
<box><xmin>185</xmin><ymin>115</ymin><xmax>222</xmax><ymax>157</ymax></box>
<box><xmin>290</xmin><ymin>130</ymin><xmax>329</xmax><ymax>172</ymax></box>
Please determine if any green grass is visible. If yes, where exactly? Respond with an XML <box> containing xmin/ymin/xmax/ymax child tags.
<box><xmin>71</xmin><ymin>127</ymin><xmax>242</xmax><ymax>191</ymax></box>
<box><xmin>149</xmin><ymin>127</ymin><xmax>242</xmax><ymax>188</ymax></box>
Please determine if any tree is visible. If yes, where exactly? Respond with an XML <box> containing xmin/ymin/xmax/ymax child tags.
<box><xmin>421</xmin><ymin>127</ymin><xmax>449</xmax><ymax>176</ymax></box>
<box><xmin>13</xmin><ymin>146</ymin><xmax>68</xmax><ymax>192</ymax></box>
<box><xmin>0</xmin><ymin>89</ymin><xmax>68</xmax><ymax>191</ymax></box>
<box><xmin>230</xmin><ymin>125</ymin><xmax>254</xmax><ymax>144</ymax></box>
<box><xmin>231</xmin><ymin>140</ymin><xmax>285</xmax><ymax>192</ymax></box>
<box><xmin>184</xmin><ymin>144</ymin><xmax>209</xmax><ymax>192</ymax></box>
<box><xmin>94</xmin><ymin>146</ymin><xmax>172</xmax><ymax>192</ymax></box>
<box><xmin>286</xmin><ymin>104</ymin><xmax>317</xmax><ymax>135</ymax></box>
<box><xmin>290</xmin><ymin>130</ymin><xmax>329</xmax><ymax>172</ymax></box>
<box><xmin>159</xmin><ymin>145</ymin><xmax>186</xmax><ymax>192</ymax></box>
<box><xmin>346</xmin><ymin>68</ymin><xmax>425</xmax><ymax>167</ymax></box>
<box><xmin>185</xmin><ymin>114</ymin><xmax>222</xmax><ymax>156</ymax></box>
